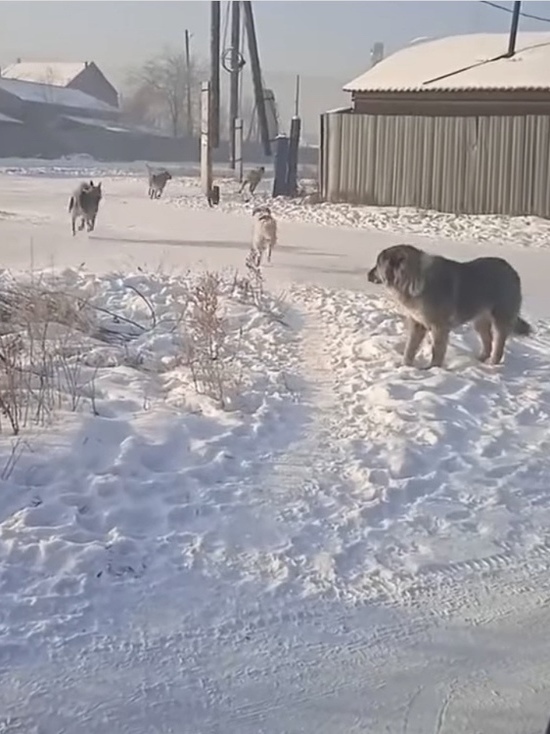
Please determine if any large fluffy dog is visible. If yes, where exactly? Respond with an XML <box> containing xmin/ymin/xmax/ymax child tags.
<box><xmin>367</xmin><ymin>244</ymin><xmax>531</xmax><ymax>368</ymax></box>
<box><xmin>251</xmin><ymin>205</ymin><xmax>277</xmax><ymax>265</ymax></box>
<box><xmin>68</xmin><ymin>181</ymin><xmax>102</xmax><ymax>236</ymax></box>
<box><xmin>146</xmin><ymin>165</ymin><xmax>172</xmax><ymax>199</ymax></box>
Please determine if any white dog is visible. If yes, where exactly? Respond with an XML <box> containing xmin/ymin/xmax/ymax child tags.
<box><xmin>251</xmin><ymin>205</ymin><xmax>277</xmax><ymax>265</ymax></box>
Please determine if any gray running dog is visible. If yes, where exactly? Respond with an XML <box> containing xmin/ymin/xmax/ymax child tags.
<box><xmin>146</xmin><ymin>165</ymin><xmax>172</xmax><ymax>199</ymax></box>
<box><xmin>239</xmin><ymin>166</ymin><xmax>265</xmax><ymax>196</ymax></box>
<box><xmin>367</xmin><ymin>244</ymin><xmax>531</xmax><ymax>368</ymax></box>
<box><xmin>68</xmin><ymin>181</ymin><xmax>102</xmax><ymax>236</ymax></box>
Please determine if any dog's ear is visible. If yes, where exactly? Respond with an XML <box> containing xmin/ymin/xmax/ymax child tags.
<box><xmin>376</xmin><ymin>247</ymin><xmax>407</xmax><ymax>288</ymax></box>
<box><xmin>390</xmin><ymin>247</ymin><xmax>423</xmax><ymax>297</ymax></box>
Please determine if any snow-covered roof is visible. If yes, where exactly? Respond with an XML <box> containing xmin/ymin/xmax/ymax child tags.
<box><xmin>0</xmin><ymin>112</ymin><xmax>22</xmax><ymax>124</ymax></box>
<box><xmin>344</xmin><ymin>33</ymin><xmax>550</xmax><ymax>93</ymax></box>
<box><xmin>61</xmin><ymin>115</ymin><xmax>172</xmax><ymax>138</ymax></box>
<box><xmin>1</xmin><ymin>62</ymin><xmax>86</xmax><ymax>87</ymax></box>
<box><xmin>0</xmin><ymin>78</ymin><xmax>116</xmax><ymax>112</ymax></box>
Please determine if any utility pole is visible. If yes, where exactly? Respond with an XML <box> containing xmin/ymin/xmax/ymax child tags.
<box><xmin>294</xmin><ymin>74</ymin><xmax>300</xmax><ymax>117</ymax></box>
<box><xmin>184</xmin><ymin>29</ymin><xmax>193</xmax><ymax>137</ymax></box>
<box><xmin>242</xmin><ymin>0</ymin><xmax>271</xmax><ymax>157</ymax></box>
<box><xmin>210</xmin><ymin>0</ymin><xmax>221</xmax><ymax>148</ymax></box>
<box><xmin>229</xmin><ymin>0</ymin><xmax>241</xmax><ymax>169</ymax></box>
<box><xmin>506</xmin><ymin>1</ymin><xmax>521</xmax><ymax>57</ymax></box>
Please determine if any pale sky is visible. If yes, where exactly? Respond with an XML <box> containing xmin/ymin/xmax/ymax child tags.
<box><xmin>1</xmin><ymin>1</ymin><xmax>550</xmax><ymax>83</ymax></box>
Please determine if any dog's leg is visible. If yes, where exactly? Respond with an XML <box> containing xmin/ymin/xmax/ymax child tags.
<box><xmin>489</xmin><ymin>324</ymin><xmax>510</xmax><ymax>365</ymax></box>
<box><xmin>78</xmin><ymin>216</ymin><xmax>85</xmax><ymax>231</ymax></box>
<box><xmin>71</xmin><ymin>212</ymin><xmax>76</xmax><ymax>236</ymax></box>
<box><xmin>428</xmin><ymin>325</ymin><xmax>450</xmax><ymax>368</ymax></box>
<box><xmin>474</xmin><ymin>316</ymin><xmax>492</xmax><ymax>362</ymax></box>
<box><xmin>403</xmin><ymin>319</ymin><xmax>427</xmax><ymax>367</ymax></box>
<box><xmin>267</xmin><ymin>240</ymin><xmax>272</xmax><ymax>263</ymax></box>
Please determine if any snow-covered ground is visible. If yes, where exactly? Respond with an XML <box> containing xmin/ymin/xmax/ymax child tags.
<box><xmin>0</xmin><ymin>165</ymin><xmax>550</xmax><ymax>733</ymax></box>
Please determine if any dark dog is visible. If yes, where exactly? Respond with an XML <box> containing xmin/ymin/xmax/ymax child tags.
<box><xmin>68</xmin><ymin>181</ymin><xmax>102</xmax><ymax>236</ymax></box>
<box><xmin>367</xmin><ymin>244</ymin><xmax>531</xmax><ymax>368</ymax></box>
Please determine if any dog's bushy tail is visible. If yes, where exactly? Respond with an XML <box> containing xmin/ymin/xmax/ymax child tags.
<box><xmin>514</xmin><ymin>316</ymin><xmax>532</xmax><ymax>336</ymax></box>
<box><xmin>68</xmin><ymin>195</ymin><xmax>75</xmax><ymax>213</ymax></box>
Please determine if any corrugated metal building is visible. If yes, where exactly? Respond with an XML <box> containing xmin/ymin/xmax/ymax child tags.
<box><xmin>320</xmin><ymin>33</ymin><xmax>550</xmax><ymax>217</ymax></box>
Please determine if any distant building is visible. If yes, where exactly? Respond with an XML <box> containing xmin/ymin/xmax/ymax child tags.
<box><xmin>320</xmin><ymin>32</ymin><xmax>550</xmax><ymax>217</ymax></box>
<box><xmin>0</xmin><ymin>72</ymin><xmax>196</xmax><ymax>162</ymax></box>
<box><xmin>0</xmin><ymin>77</ymin><xmax>118</xmax><ymax>123</ymax></box>
<box><xmin>1</xmin><ymin>61</ymin><xmax>119</xmax><ymax>108</ymax></box>
<box><xmin>0</xmin><ymin>75</ymin><xmax>120</xmax><ymax>158</ymax></box>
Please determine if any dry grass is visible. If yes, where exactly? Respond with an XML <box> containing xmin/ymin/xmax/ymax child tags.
<box><xmin>0</xmin><ymin>277</ymin><xmax>101</xmax><ymax>435</ymax></box>
<box><xmin>0</xmin><ymin>252</ymin><xmax>289</xmax><ymax>432</ymax></box>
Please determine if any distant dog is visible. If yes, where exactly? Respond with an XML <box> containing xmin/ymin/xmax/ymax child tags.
<box><xmin>240</xmin><ymin>166</ymin><xmax>265</xmax><ymax>196</ymax></box>
<box><xmin>251</xmin><ymin>205</ymin><xmax>277</xmax><ymax>265</ymax></box>
<box><xmin>367</xmin><ymin>244</ymin><xmax>531</xmax><ymax>368</ymax></box>
<box><xmin>146</xmin><ymin>165</ymin><xmax>172</xmax><ymax>199</ymax></box>
<box><xmin>68</xmin><ymin>181</ymin><xmax>102</xmax><ymax>236</ymax></box>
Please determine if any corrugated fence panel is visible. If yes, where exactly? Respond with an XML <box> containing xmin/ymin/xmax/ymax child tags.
<box><xmin>320</xmin><ymin>111</ymin><xmax>550</xmax><ymax>217</ymax></box>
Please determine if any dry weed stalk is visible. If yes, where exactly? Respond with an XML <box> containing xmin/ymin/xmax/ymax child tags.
<box><xmin>1</xmin><ymin>437</ymin><xmax>30</xmax><ymax>481</ymax></box>
<box><xmin>231</xmin><ymin>253</ymin><xmax>289</xmax><ymax>327</ymax></box>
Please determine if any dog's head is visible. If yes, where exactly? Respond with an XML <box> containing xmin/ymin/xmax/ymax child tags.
<box><xmin>84</xmin><ymin>181</ymin><xmax>102</xmax><ymax>208</ymax></box>
<box><xmin>252</xmin><ymin>205</ymin><xmax>271</xmax><ymax>219</ymax></box>
<box><xmin>367</xmin><ymin>244</ymin><xmax>425</xmax><ymax>297</ymax></box>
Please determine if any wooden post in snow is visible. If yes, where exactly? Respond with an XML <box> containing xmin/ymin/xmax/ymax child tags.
<box><xmin>201</xmin><ymin>81</ymin><xmax>213</xmax><ymax>198</ymax></box>
<box><xmin>235</xmin><ymin>117</ymin><xmax>243</xmax><ymax>182</ymax></box>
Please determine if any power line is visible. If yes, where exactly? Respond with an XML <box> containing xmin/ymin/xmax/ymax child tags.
<box><xmin>480</xmin><ymin>0</ymin><xmax>550</xmax><ymax>24</ymax></box>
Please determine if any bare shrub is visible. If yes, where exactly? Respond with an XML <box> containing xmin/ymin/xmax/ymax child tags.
<box><xmin>183</xmin><ymin>272</ymin><xmax>242</xmax><ymax>410</ymax></box>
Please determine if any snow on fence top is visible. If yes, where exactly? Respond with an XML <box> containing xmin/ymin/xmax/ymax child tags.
<box><xmin>1</xmin><ymin>62</ymin><xmax>87</xmax><ymax>88</ymax></box>
<box><xmin>344</xmin><ymin>32</ymin><xmax>550</xmax><ymax>93</ymax></box>
<box><xmin>0</xmin><ymin>78</ymin><xmax>116</xmax><ymax>113</ymax></box>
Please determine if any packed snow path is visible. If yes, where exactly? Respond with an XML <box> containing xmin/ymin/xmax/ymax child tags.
<box><xmin>0</xmin><ymin>169</ymin><xmax>550</xmax><ymax>733</ymax></box>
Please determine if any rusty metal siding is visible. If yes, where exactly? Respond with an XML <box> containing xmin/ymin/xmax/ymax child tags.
<box><xmin>320</xmin><ymin>111</ymin><xmax>550</xmax><ymax>217</ymax></box>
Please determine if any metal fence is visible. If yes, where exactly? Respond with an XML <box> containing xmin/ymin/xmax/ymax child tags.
<box><xmin>320</xmin><ymin>110</ymin><xmax>550</xmax><ymax>217</ymax></box>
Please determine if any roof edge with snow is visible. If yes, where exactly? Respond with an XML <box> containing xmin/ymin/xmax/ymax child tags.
<box><xmin>344</xmin><ymin>32</ymin><xmax>550</xmax><ymax>94</ymax></box>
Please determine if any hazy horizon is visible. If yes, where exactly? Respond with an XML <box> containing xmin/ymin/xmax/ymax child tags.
<box><xmin>2</xmin><ymin>1</ymin><xmax>550</xmax><ymax>82</ymax></box>
<box><xmin>2</xmin><ymin>1</ymin><xmax>550</xmax><ymax>143</ymax></box>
